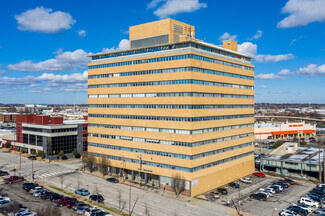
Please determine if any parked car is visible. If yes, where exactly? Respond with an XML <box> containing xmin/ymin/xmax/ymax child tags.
<box><xmin>249</xmin><ymin>193</ymin><xmax>267</xmax><ymax>201</ymax></box>
<box><xmin>29</xmin><ymin>186</ymin><xmax>43</xmax><ymax>194</ymax></box>
<box><xmin>106</xmin><ymin>178</ymin><xmax>119</xmax><ymax>183</ymax></box>
<box><xmin>76</xmin><ymin>205</ymin><xmax>90</xmax><ymax>214</ymax></box>
<box><xmin>274</xmin><ymin>181</ymin><xmax>289</xmax><ymax>188</ymax></box>
<box><xmin>72</xmin><ymin>202</ymin><xmax>87</xmax><ymax>211</ymax></box>
<box><xmin>217</xmin><ymin>187</ymin><xmax>227</xmax><ymax>195</ymax></box>
<box><xmin>84</xmin><ymin>208</ymin><xmax>101</xmax><ymax>216</ymax></box>
<box><xmin>75</xmin><ymin>188</ymin><xmax>90</xmax><ymax>196</ymax></box>
<box><xmin>3</xmin><ymin>176</ymin><xmax>24</xmax><ymax>184</ymax></box>
<box><xmin>240</xmin><ymin>177</ymin><xmax>252</xmax><ymax>184</ymax></box>
<box><xmin>33</xmin><ymin>189</ymin><xmax>46</xmax><ymax>197</ymax></box>
<box><xmin>292</xmin><ymin>203</ymin><xmax>312</xmax><ymax>213</ymax></box>
<box><xmin>271</xmin><ymin>184</ymin><xmax>284</xmax><ymax>191</ymax></box>
<box><xmin>53</xmin><ymin>197</ymin><xmax>77</xmax><ymax>207</ymax></box>
<box><xmin>90</xmin><ymin>212</ymin><xmax>113</xmax><ymax>216</ymax></box>
<box><xmin>89</xmin><ymin>194</ymin><xmax>104</xmax><ymax>203</ymax></box>
<box><xmin>228</xmin><ymin>182</ymin><xmax>240</xmax><ymax>188</ymax></box>
<box><xmin>0</xmin><ymin>170</ymin><xmax>9</xmax><ymax>176</ymax></box>
<box><xmin>28</xmin><ymin>156</ymin><xmax>37</xmax><ymax>160</ymax></box>
<box><xmin>279</xmin><ymin>209</ymin><xmax>298</xmax><ymax>216</ymax></box>
<box><xmin>49</xmin><ymin>193</ymin><xmax>62</xmax><ymax>201</ymax></box>
<box><xmin>209</xmin><ymin>191</ymin><xmax>220</xmax><ymax>199</ymax></box>
<box><xmin>0</xmin><ymin>199</ymin><xmax>12</xmax><ymax>208</ymax></box>
<box><xmin>253</xmin><ymin>172</ymin><xmax>265</xmax><ymax>178</ymax></box>
<box><xmin>288</xmin><ymin>206</ymin><xmax>308</xmax><ymax>216</ymax></box>
<box><xmin>25</xmin><ymin>184</ymin><xmax>39</xmax><ymax>192</ymax></box>
<box><xmin>299</xmin><ymin>197</ymin><xmax>319</xmax><ymax>208</ymax></box>
<box><xmin>281</xmin><ymin>177</ymin><xmax>295</xmax><ymax>185</ymax></box>
<box><xmin>66</xmin><ymin>200</ymin><xmax>78</xmax><ymax>208</ymax></box>
<box><xmin>259</xmin><ymin>189</ymin><xmax>273</xmax><ymax>197</ymax></box>
<box><xmin>0</xmin><ymin>197</ymin><xmax>10</xmax><ymax>202</ymax></box>
<box><xmin>40</xmin><ymin>191</ymin><xmax>54</xmax><ymax>200</ymax></box>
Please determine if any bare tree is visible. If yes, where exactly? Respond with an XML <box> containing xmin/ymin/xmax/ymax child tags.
<box><xmin>35</xmin><ymin>204</ymin><xmax>62</xmax><ymax>216</ymax></box>
<box><xmin>172</xmin><ymin>173</ymin><xmax>185</xmax><ymax>196</ymax></box>
<box><xmin>82</xmin><ymin>152</ymin><xmax>95</xmax><ymax>173</ymax></box>
<box><xmin>117</xmin><ymin>188</ymin><xmax>126</xmax><ymax>212</ymax></box>
<box><xmin>99</xmin><ymin>158</ymin><xmax>110</xmax><ymax>176</ymax></box>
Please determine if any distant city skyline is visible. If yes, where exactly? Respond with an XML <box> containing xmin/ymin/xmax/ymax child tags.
<box><xmin>1</xmin><ymin>0</ymin><xmax>325</xmax><ymax>104</ymax></box>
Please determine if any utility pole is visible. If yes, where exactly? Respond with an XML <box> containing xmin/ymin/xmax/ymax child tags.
<box><xmin>238</xmin><ymin>180</ymin><xmax>241</xmax><ymax>215</ymax></box>
<box><xmin>19</xmin><ymin>147</ymin><xmax>22</xmax><ymax>176</ymax></box>
<box><xmin>32</xmin><ymin>156</ymin><xmax>34</xmax><ymax>182</ymax></box>
<box><xmin>129</xmin><ymin>179</ymin><xmax>131</xmax><ymax>216</ymax></box>
<box><xmin>319</xmin><ymin>141</ymin><xmax>322</xmax><ymax>184</ymax></box>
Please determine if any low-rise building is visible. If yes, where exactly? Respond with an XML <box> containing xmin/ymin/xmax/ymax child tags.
<box><xmin>13</xmin><ymin>114</ymin><xmax>88</xmax><ymax>158</ymax></box>
<box><xmin>0</xmin><ymin>113</ymin><xmax>19</xmax><ymax>123</ymax></box>
<box><xmin>255</xmin><ymin>121</ymin><xmax>316</xmax><ymax>140</ymax></box>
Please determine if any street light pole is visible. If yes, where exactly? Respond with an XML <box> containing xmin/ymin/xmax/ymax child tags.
<box><xmin>32</xmin><ymin>156</ymin><xmax>34</xmax><ymax>182</ymax></box>
<box><xmin>19</xmin><ymin>147</ymin><xmax>22</xmax><ymax>176</ymax></box>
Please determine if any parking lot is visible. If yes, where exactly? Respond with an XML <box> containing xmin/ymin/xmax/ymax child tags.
<box><xmin>0</xmin><ymin>182</ymin><xmax>79</xmax><ymax>216</ymax></box>
<box><xmin>239</xmin><ymin>178</ymin><xmax>314</xmax><ymax>216</ymax></box>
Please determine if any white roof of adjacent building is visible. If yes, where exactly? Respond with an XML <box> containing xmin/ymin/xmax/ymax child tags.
<box><xmin>63</xmin><ymin>120</ymin><xmax>87</xmax><ymax>125</ymax></box>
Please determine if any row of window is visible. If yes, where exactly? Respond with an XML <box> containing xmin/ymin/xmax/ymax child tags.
<box><xmin>88</xmin><ymin>79</ymin><xmax>254</xmax><ymax>89</ymax></box>
<box><xmin>89</xmin><ymin>132</ymin><xmax>254</xmax><ymax>147</ymax></box>
<box><xmin>91</xmin><ymin>42</ymin><xmax>251</xmax><ymax>63</ymax></box>
<box><xmin>88</xmin><ymin>104</ymin><xmax>254</xmax><ymax>110</ymax></box>
<box><xmin>89</xmin><ymin>151</ymin><xmax>254</xmax><ymax>173</ymax></box>
<box><xmin>88</xmin><ymin>142</ymin><xmax>253</xmax><ymax>160</ymax></box>
<box><xmin>88</xmin><ymin>113</ymin><xmax>254</xmax><ymax>122</ymax></box>
<box><xmin>88</xmin><ymin>53</ymin><xmax>254</xmax><ymax>71</ymax></box>
<box><xmin>88</xmin><ymin>66</ymin><xmax>254</xmax><ymax>80</ymax></box>
<box><xmin>88</xmin><ymin>92</ymin><xmax>254</xmax><ymax>99</ymax></box>
<box><xmin>88</xmin><ymin>123</ymin><xmax>254</xmax><ymax>135</ymax></box>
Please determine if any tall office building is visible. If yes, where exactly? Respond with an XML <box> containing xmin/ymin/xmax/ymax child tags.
<box><xmin>88</xmin><ymin>19</ymin><xmax>255</xmax><ymax>197</ymax></box>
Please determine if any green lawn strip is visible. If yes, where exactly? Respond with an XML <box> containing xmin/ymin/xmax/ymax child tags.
<box><xmin>48</xmin><ymin>185</ymin><xmax>128</xmax><ymax>216</ymax></box>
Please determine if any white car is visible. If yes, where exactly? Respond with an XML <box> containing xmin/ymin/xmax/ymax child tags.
<box><xmin>240</xmin><ymin>177</ymin><xmax>252</xmax><ymax>184</ymax></box>
<box><xmin>0</xmin><ymin>197</ymin><xmax>10</xmax><ymax>202</ymax></box>
<box><xmin>259</xmin><ymin>189</ymin><xmax>274</xmax><ymax>197</ymax></box>
<box><xmin>29</xmin><ymin>186</ymin><xmax>43</xmax><ymax>194</ymax></box>
<box><xmin>258</xmin><ymin>191</ymin><xmax>270</xmax><ymax>198</ymax></box>
<box><xmin>318</xmin><ymin>183</ymin><xmax>325</xmax><ymax>188</ymax></box>
<box><xmin>280</xmin><ymin>209</ymin><xmax>298</xmax><ymax>216</ymax></box>
<box><xmin>272</xmin><ymin>185</ymin><xmax>284</xmax><ymax>191</ymax></box>
<box><xmin>264</xmin><ymin>187</ymin><xmax>276</xmax><ymax>194</ymax></box>
<box><xmin>299</xmin><ymin>197</ymin><xmax>319</xmax><ymax>208</ymax></box>
<box><xmin>84</xmin><ymin>208</ymin><xmax>100</xmax><ymax>216</ymax></box>
<box><xmin>15</xmin><ymin>209</ymin><xmax>31</xmax><ymax>216</ymax></box>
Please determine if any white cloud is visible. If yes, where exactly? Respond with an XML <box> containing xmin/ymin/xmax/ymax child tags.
<box><xmin>297</xmin><ymin>64</ymin><xmax>325</xmax><ymax>76</ymax></box>
<box><xmin>101</xmin><ymin>39</ymin><xmax>129</xmax><ymax>53</ymax></box>
<box><xmin>248</xmin><ymin>30</ymin><xmax>263</xmax><ymax>40</ymax></box>
<box><xmin>0</xmin><ymin>71</ymin><xmax>88</xmax><ymax>93</ymax></box>
<box><xmin>277</xmin><ymin>0</ymin><xmax>325</xmax><ymax>28</ymax></box>
<box><xmin>147</xmin><ymin>0</ymin><xmax>165</xmax><ymax>9</ymax></box>
<box><xmin>78</xmin><ymin>30</ymin><xmax>86</xmax><ymax>37</ymax></box>
<box><xmin>258</xmin><ymin>85</ymin><xmax>268</xmax><ymax>88</ymax></box>
<box><xmin>219</xmin><ymin>32</ymin><xmax>238</xmax><ymax>41</ymax></box>
<box><xmin>278</xmin><ymin>69</ymin><xmax>291</xmax><ymax>75</ymax></box>
<box><xmin>255</xmin><ymin>54</ymin><xmax>294</xmax><ymax>62</ymax></box>
<box><xmin>8</xmin><ymin>49</ymin><xmax>90</xmax><ymax>72</ymax></box>
<box><xmin>237</xmin><ymin>42</ymin><xmax>257</xmax><ymax>57</ymax></box>
<box><xmin>237</xmin><ymin>42</ymin><xmax>294</xmax><ymax>62</ymax></box>
<box><xmin>256</xmin><ymin>73</ymin><xmax>285</xmax><ymax>80</ymax></box>
<box><xmin>15</xmin><ymin>6</ymin><xmax>76</xmax><ymax>34</ymax></box>
<box><xmin>151</xmin><ymin>0</ymin><xmax>207</xmax><ymax>19</ymax></box>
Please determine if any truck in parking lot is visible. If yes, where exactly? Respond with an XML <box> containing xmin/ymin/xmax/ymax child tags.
<box><xmin>3</xmin><ymin>176</ymin><xmax>24</xmax><ymax>184</ymax></box>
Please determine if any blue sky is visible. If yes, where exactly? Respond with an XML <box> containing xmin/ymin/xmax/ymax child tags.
<box><xmin>0</xmin><ymin>0</ymin><xmax>325</xmax><ymax>104</ymax></box>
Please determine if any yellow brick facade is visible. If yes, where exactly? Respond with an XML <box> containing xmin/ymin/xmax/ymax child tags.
<box><xmin>88</xmin><ymin>19</ymin><xmax>254</xmax><ymax>197</ymax></box>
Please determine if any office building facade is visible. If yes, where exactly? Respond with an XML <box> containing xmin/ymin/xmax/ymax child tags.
<box><xmin>88</xmin><ymin>19</ymin><xmax>255</xmax><ymax>196</ymax></box>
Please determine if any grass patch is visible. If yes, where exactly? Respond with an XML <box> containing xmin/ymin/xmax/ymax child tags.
<box><xmin>48</xmin><ymin>185</ymin><xmax>128</xmax><ymax>216</ymax></box>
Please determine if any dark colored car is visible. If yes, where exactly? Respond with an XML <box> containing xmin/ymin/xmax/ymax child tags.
<box><xmin>268</xmin><ymin>185</ymin><xmax>280</xmax><ymax>193</ymax></box>
<box><xmin>282</xmin><ymin>177</ymin><xmax>295</xmax><ymax>185</ymax></box>
<box><xmin>4</xmin><ymin>176</ymin><xmax>24</xmax><ymax>184</ymax></box>
<box><xmin>228</xmin><ymin>182</ymin><xmax>240</xmax><ymax>188</ymax></box>
<box><xmin>288</xmin><ymin>206</ymin><xmax>308</xmax><ymax>216</ymax></box>
<box><xmin>306</xmin><ymin>194</ymin><xmax>322</xmax><ymax>203</ymax></box>
<box><xmin>249</xmin><ymin>193</ymin><xmax>267</xmax><ymax>201</ymax></box>
<box><xmin>217</xmin><ymin>187</ymin><xmax>227</xmax><ymax>195</ymax></box>
<box><xmin>40</xmin><ymin>191</ymin><xmax>54</xmax><ymax>200</ymax></box>
<box><xmin>22</xmin><ymin>182</ymin><xmax>34</xmax><ymax>189</ymax></box>
<box><xmin>89</xmin><ymin>194</ymin><xmax>104</xmax><ymax>203</ymax></box>
<box><xmin>54</xmin><ymin>197</ymin><xmax>77</xmax><ymax>207</ymax></box>
<box><xmin>25</xmin><ymin>184</ymin><xmax>39</xmax><ymax>192</ymax></box>
<box><xmin>72</xmin><ymin>202</ymin><xmax>87</xmax><ymax>211</ymax></box>
<box><xmin>106</xmin><ymin>178</ymin><xmax>119</xmax><ymax>183</ymax></box>
<box><xmin>91</xmin><ymin>211</ymin><xmax>112</xmax><ymax>216</ymax></box>
<box><xmin>274</xmin><ymin>181</ymin><xmax>289</xmax><ymax>188</ymax></box>
<box><xmin>66</xmin><ymin>200</ymin><xmax>78</xmax><ymax>208</ymax></box>
<box><xmin>50</xmin><ymin>193</ymin><xmax>62</xmax><ymax>201</ymax></box>
<box><xmin>28</xmin><ymin>156</ymin><xmax>37</xmax><ymax>160</ymax></box>
<box><xmin>0</xmin><ymin>170</ymin><xmax>9</xmax><ymax>176</ymax></box>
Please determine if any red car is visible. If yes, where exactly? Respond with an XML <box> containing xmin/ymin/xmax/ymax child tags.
<box><xmin>54</xmin><ymin>197</ymin><xmax>77</xmax><ymax>207</ymax></box>
<box><xmin>3</xmin><ymin>176</ymin><xmax>24</xmax><ymax>184</ymax></box>
<box><xmin>253</xmin><ymin>172</ymin><xmax>265</xmax><ymax>178</ymax></box>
